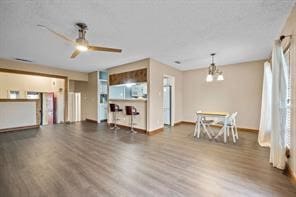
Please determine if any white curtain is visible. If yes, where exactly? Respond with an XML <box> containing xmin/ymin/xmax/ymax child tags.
<box><xmin>270</xmin><ymin>40</ymin><xmax>289</xmax><ymax>169</ymax></box>
<box><xmin>258</xmin><ymin>62</ymin><xmax>272</xmax><ymax>147</ymax></box>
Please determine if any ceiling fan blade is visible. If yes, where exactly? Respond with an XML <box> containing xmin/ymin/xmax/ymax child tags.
<box><xmin>88</xmin><ymin>46</ymin><xmax>122</xmax><ymax>53</ymax></box>
<box><xmin>37</xmin><ymin>24</ymin><xmax>75</xmax><ymax>44</ymax></box>
<box><xmin>70</xmin><ymin>50</ymin><xmax>80</xmax><ymax>58</ymax></box>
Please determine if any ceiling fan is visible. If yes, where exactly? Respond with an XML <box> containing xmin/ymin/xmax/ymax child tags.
<box><xmin>37</xmin><ymin>23</ymin><xmax>122</xmax><ymax>58</ymax></box>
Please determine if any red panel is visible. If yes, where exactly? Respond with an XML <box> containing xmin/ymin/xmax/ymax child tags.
<box><xmin>46</xmin><ymin>93</ymin><xmax>54</xmax><ymax>124</ymax></box>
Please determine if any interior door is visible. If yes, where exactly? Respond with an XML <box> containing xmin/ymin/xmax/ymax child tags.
<box><xmin>163</xmin><ymin>86</ymin><xmax>171</xmax><ymax>125</ymax></box>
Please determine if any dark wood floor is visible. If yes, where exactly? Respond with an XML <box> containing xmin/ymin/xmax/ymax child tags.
<box><xmin>0</xmin><ymin>122</ymin><xmax>295</xmax><ymax>197</ymax></box>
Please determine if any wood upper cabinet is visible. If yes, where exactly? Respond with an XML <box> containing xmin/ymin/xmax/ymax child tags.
<box><xmin>109</xmin><ymin>68</ymin><xmax>147</xmax><ymax>85</ymax></box>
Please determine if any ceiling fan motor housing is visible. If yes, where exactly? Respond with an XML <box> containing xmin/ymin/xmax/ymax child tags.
<box><xmin>76</xmin><ymin>37</ymin><xmax>88</xmax><ymax>47</ymax></box>
<box><xmin>76</xmin><ymin>23</ymin><xmax>88</xmax><ymax>46</ymax></box>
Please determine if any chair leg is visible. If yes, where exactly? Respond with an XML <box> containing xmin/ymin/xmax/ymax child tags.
<box><xmin>110</xmin><ymin>112</ymin><xmax>120</xmax><ymax>131</ymax></box>
<box><xmin>130</xmin><ymin>115</ymin><xmax>137</xmax><ymax>134</ymax></box>
<box><xmin>231</xmin><ymin>126</ymin><xmax>236</xmax><ymax>143</ymax></box>
<box><xmin>201</xmin><ymin>123</ymin><xmax>212</xmax><ymax>139</ymax></box>
<box><xmin>197</xmin><ymin>116</ymin><xmax>202</xmax><ymax>138</ymax></box>
<box><xmin>194</xmin><ymin>121</ymin><xmax>198</xmax><ymax>137</ymax></box>
<box><xmin>110</xmin><ymin>112</ymin><xmax>115</xmax><ymax>129</ymax></box>
<box><xmin>235</xmin><ymin>126</ymin><xmax>239</xmax><ymax>140</ymax></box>
<box><xmin>214</xmin><ymin>127</ymin><xmax>224</xmax><ymax>140</ymax></box>
<box><xmin>208</xmin><ymin>126</ymin><xmax>215</xmax><ymax>137</ymax></box>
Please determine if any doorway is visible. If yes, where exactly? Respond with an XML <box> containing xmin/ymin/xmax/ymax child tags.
<box><xmin>163</xmin><ymin>85</ymin><xmax>171</xmax><ymax>125</ymax></box>
<box><xmin>163</xmin><ymin>75</ymin><xmax>175</xmax><ymax>126</ymax></box>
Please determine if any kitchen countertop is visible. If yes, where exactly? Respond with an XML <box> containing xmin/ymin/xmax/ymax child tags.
<box><xmin>109</xmin><ymin>98</ymin><xmax>147</xmax><ymax>102</ymax></box>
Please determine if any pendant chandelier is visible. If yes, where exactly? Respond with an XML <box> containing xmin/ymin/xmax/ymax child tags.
<box><xmin>206</xmin><ymin>53</ymin><xmax>224</xmax><ymax>82</ymax></box>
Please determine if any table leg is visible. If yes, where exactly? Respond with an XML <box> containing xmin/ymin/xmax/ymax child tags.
<box><xmin>223</xmin><ymin>116</ymin><xmax>227</xmax><ymax>143</ymax></box>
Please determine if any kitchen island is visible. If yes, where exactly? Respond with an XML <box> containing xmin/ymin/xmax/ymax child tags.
<box><xmin>0</xmin><ymin>99</ymin><xmax>39</xmax><ymax>132</ymax></box>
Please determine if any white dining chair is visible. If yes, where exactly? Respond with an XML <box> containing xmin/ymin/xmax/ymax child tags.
<box><xmin>217</xmin><ymin>112</ymin><xmax>238</xmax><ymax>143</ymax></box>
<box><xmin>195</xmin><ymin>111</ymin><xmax>215</xmax><ymax>139</ymax></box>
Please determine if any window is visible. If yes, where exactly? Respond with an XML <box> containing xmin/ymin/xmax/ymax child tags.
<box><xmin>8</xmin><ymin>90</ymin><xmax>20</xmax><ymax>99</ymax></box>
<box><xmin>26</xmin><ymin>91</ymin><xmax>39</xmax><ymax>99</ymax></box>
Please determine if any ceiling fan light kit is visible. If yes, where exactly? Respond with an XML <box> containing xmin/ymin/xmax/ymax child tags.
<box><xmin>206</xmin><ymin>53</ymin><xmax>224</xmax><ymax>82</ymax></box>
<box><xmin>76</xmin><ymin>44</ymin><xmax>88</xmax><ymax>52</ymax></box>
<box><xmin>38</xmin><ymin>23</ymin><xmax>122</xmax><ymax>59</ymax></box>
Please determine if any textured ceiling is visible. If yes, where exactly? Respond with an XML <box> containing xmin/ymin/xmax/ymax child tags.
<box><xmin>0</xmin><ymin>0</ymin><xmax>295</xmax><ymax>72</ymax></box>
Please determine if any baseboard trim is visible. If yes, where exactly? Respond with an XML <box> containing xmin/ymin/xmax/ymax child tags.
<box><xmin>111</xmin><ymin>123</ymin><xmax>147</xmax><ymax>134</ymax></box>
<box><xmin>180</xmin><ymin>121</ymin><xmax>195</xmax><ymax>125</ymax></box>
<box><xmin>0</xmin><ymin>125</ymin><xmax>40</xmax><ymax>133</ymax></box>
<box><xmin>237</xmin><ymin>127</ymin><xmax>258</xmax><ymax>132</ymax></box>
<box><xmin>174</xmin><ymin>121</ymin><xmax>183</xmax><ymax>126</ymax></box>
<box><xmin>285</xmin><ymin>163</ymin><xmax>296</xmax><ymax>184</ymax></box>
<box><xmin>147</xmin><ymin>127</ymin><xmax>164</xmax><ymax>136</ymax></box>
<box><xmin>177</xmin><ymin>121</ymin><xmax>258</xmax><ymax>132</ymax></box>
<box><xmin>211</xmin><ymin>124</ymin><xmax>258</xmax><ymax>132</ymax></box>
<box><xmin>86</xmin><ymin>119</ymin><xmax>98</xmax><ymax>123</ymax></box>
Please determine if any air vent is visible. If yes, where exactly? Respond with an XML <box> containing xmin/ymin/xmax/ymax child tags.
<box><xmin>14</xmin><ymin>58</ymin><xmax>33</xmax><ymax>63</ymax></box>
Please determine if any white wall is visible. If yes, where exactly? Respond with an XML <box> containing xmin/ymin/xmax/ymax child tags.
<box><xmin>183</xmin><ymin>60</ymin><xmax>264</xmax><ymax>129</ymax></box>
<box><xmin>0</xmin><ymin>101</ymin><xmax>36</xmax><ymax>130</ymax></box>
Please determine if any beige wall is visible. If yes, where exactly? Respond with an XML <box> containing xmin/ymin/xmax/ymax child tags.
<box><xmin>86</xmin><ymin>72</ymin><xmax>98</xmax><ymax>121</ymax></box>
<box><xmin>183</xmin><ymin>60</ymin><xmax>264</xmax><ymax>130</ymax></box>
<box><xmin>0</xmin><ymin>72</ymin><xmax>64</xmax><ymax>98</ymax></box>
<box><xmin>148</xmin><ymin>58</ymin><xmax>183</xmax><ymax>131</ymax></box>
<box><xmin>107</xmin><ymin>58</ymin><xmax>150</xmax><ymax>129</ymax></box>
<box><xmin>0</xmin><ymin>58</ymin><xmax>88</xmax><ymax>123</ymax></box>
<box><xmin>69</xmin><ymin>79</ymin><xmax>88</xmax><ymax>121</ymax></box>
<box><xmin>0</xmin><ymin>58</ymin><xmax>88</xmax><ymax>81</ymax></box>
<box><xmin>69</xmin><ymin>80</ymin><xmax>75</xmax><ymax>92</ymax></box>
<box><xmin>0</xmin><ymin>71</ymin><xmax>65</xmax><ymax>123</ymax></box>
<box><xmin>74</xmin><ymin>81</ymin><xmax>88</xmax><ymax>121</ymax></box>
<box><xmin>281</xmin><ymin>4</ymin><xmax>296</xmax><ymax>178</ymax></box>
<box><xmin>107</xmin><ymin>58</ymin><xmax>183</xmax><ymax>132</ymax></box>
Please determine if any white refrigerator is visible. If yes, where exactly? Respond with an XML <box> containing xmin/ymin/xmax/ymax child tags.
<box><xmin>163</xmin><ymin>86</ymin><xmax>171</xmax><ymax>125</ymax></box>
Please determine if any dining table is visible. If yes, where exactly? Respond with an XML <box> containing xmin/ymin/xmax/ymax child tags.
<box><xmin>194</xmin><ymin>111</ymin><xmax>229</xmax><ymax>143</ymax></box>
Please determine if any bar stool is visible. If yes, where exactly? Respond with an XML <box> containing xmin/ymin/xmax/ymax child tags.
<box><xmin>125</xmin><ymin>106</ymin><xmax>140</xmax><ymax>133</ymax></box>
<box><xmin>110</xmin><ymin>103</ymin><xmax>123</xmax><ymax>131</ymax></box>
